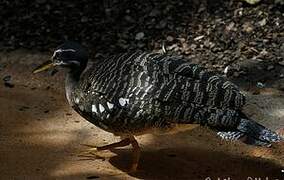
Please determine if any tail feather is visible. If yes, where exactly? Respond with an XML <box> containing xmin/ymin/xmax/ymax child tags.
<box><xmin>217</xmin><ymin>118</ymin><xmax>282</xmax><ymax>147</ymax></box>
<box><xmin>237</xmin><ymin>118</ymin><xmax>282</xmax><ymax>143</ymax></box>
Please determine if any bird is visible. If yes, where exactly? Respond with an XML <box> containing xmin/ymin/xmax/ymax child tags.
<box><xmin>33</xmin><ymin>41</ymin><xmax>282</xmax><ymax>172</ymax></box>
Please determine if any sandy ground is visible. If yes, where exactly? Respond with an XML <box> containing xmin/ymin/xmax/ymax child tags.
<box><xmin>0</xmin><ymin>50</ymin><xmax>284</xmax><ymax>180</ymax></box>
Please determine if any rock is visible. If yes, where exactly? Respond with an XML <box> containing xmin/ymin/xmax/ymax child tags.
<box><xmin>267</xmin><ymin>65</ymin><xmax>274</xmax><ymax>71</ymax></box>
<box><xmin>260</xmin><ymin>49</ymin><xmax>268</xmax><ymax>56</ymax></box>
<box><xmin>166</xmin><ymin>36</ymin><xmax>174</xmax><ymax>42</ymax></box>
<box><xmin>149</xmin><ymin>8</ymin><xmax>160</xmax><ymax>17</ymax></box>
<box><xmin>204</xmin><ymin>40</ymin><xmax>211</xmax><ymax>48</ymax></box>
<box><xmin>190</xmin><ymin>44</ymin><xmax>197</xmax><ymax>50</ymax></box>
<box><xmin>243</xmin><ymin>0</ymin><xmax>261</xmax><ymax>4</ymax></box>
<box><xmin>278</xmin><ymin>61</ymin><xmax>284</xmax><ymax>66</ymax></box>
<box><xmin>135</xmin><ymin>32</ymin><xmax>145</xmax><ymax>40</ymax></box>
<box><xmin>233</xmin><ymin>72</ymin><xmax>240</xmax><ymax>77</ymax></box>
<box><xmin>242</xmin><ymin>22</ymin><xmax>254</xmax><ymax>33</ymax></box>
<box><xmin>258</xmin><ymin>18</ymin><xmax>267</xmax><ymax>26</ymax></box>
<box><xmin>194</xmin><ymin>35</ymin><xmax>204</xmax><ymax>41</ymax></box>
<box><xmin>225</xmin><ymin>22</ymin><xmax>235</xmax><ymax>31</ymax></box>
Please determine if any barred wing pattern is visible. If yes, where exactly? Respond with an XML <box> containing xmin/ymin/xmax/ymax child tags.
<box><xmin>72</xmin><ymin>51</ymin><xmax>246</xmax><ymax>134</ymax></box>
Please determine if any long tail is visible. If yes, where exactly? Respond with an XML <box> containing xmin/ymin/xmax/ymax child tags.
<box><xmin>218</xmin><ymin>118</ymin><xmax>282</xmax><ymax>147</ymax></box>
<box><xmin>238</xmin><ymin>118</ymin><xmax>282</xmax><ymax>145</ymax></box>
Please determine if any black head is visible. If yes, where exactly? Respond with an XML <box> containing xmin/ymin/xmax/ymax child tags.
<box><xmin>33</xmin><ymin>41</ymin><xmax>88</xmax><ymax>73</ymax></box>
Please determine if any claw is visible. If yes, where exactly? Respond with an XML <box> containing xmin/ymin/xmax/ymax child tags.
<box><xmin>78</xmin><ymin>136</ymin><xmax>141</xmax><ymax>172</ymax></box>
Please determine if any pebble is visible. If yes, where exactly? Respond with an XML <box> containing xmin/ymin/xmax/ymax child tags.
<box><xmin>258</xmin><ymin>18</ymin><xmax>267</xmax><ymax>26</ymax></box>
<box><xmin>149</xmin><ymin>8</ymin><xmax>160</xmax><ymax>17</ymax></box>
<box><xmin>135</xmin><ymin>32</ymin><xmax>145</xmax><ymax>40</ymax></box>
<box><xmin>242</xmin><ymin>22</ymin><xmax>254</xmax><ymax>33</ymax></box>
<box><xmin>226</xmin><ymin>22</ymin><xmax>235</xmax><ymax>31</ymax></box>
<box><xmin>267</xmin><ymin>65</ymin><xmax>274</xmax><ymax>71</ymax></box>
<box><xmin>278</xmin><ymin>61</ymin><xmax>284</xmax><ymax>66</ymax></box>
<box><xmin>194</xmin><ymin>35</ymin><xmax>204</xmax><ymax>41</ymax></box>
<box><xmin>166</xmin><ymin>36</ymin><xmax>174</xmax><ymax>42</ymax></box>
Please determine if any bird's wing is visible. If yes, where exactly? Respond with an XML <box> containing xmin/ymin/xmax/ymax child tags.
<box><xmin>78</xmin><ymin>51</ymin><xmax>245</xmax><ymax>110</ymax></box>
<box><xmin>146</xmin><ymin>53</ymin><xmax>246</xmax><ymax>110</ymax></box>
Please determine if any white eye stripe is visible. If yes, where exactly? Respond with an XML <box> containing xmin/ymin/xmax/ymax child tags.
<box><xmin>52</xmin><ymin>48</ymin><xmax>76</xmax><ymax>59</ymax></box>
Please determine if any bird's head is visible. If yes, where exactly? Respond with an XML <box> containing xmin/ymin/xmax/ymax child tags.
<box><xmin>33</xmin><ymin>41</ymin><xmax>88</xmax><ymax>74</ymax></box>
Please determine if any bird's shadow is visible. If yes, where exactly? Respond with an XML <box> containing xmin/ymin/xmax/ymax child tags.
<box><xmin>106</xmin><ymin>129</ymin><xmax>284</xmax><ymax>180</ymax></box>
<box><xmin>109</xmin><ymin>148</ymin><xmax>283</xmax><ymax>180</ymax></box>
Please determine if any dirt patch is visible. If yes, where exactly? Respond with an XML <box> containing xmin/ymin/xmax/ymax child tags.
<box><xmin>0</xmin><ymin>49</ymin><xmax>283</xmax><ymax>180</ymax></box>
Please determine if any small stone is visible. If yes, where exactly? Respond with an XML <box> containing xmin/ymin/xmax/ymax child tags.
<box><xmin>226</xmin><ymin>22</ymin><xmax>235</xmax><ymax>31</ymax></box>
<box><xmin>260</xmin><ymin>49</ymin><xmax>268</xmax><ymax>56</ymax></box>
<box><xmin>243</xmin><ymin>0</ymin><xmax>261</xmax><ymax>4</ymax></box>
<box><xmin>166</xmin><ymin>36</ymin><xmax>174</xmax><ymax>42</ymax></box>
<box><xmin>178</xmin><ymin>38</ymin><xmax>186</xmax><ymax>43</ymax></box>
<box><xmin>233</xmin><ymin>72</ymin><xmax>240</xmax><ymax>77</ymax></box>
<box><xmin>135</xmin><ymin>32</ymin><xmax>145</xmax><ymax>40</ymax></box>
<box><xmin>190</xmin><ymin>44</ymin><xmax>197</xmax><ymax>50</ymax></box>
<box><xmin>258</xmin><ymin>18</ymin><xmax>267</xmax><ymax>26</ymax></box>
<box><xmin>194</xmin><ymin>35</ymin><xmax>204</xmax><ymax>41</ymax></box>
<box><xmin>267</xmin><ymin>65</ymin><xmax>274</xmax><ymax>71</ymax></box>
<box><xmin>149</xmin><ymin>8</ymin><xmax>160</xmax><ymax>17</ymax></box>
<box><xmin>242</xmin><ymin>22</ymin><xmax>254</xmax><ymax>33</ymax></box>
<box><xmin>204</xmin><ymin>40</ymin><xmax>211</xmax><ymax>48</ymax></box>
<box><xmin>278</xmin><ymin>61</ymin><xmax>284</xmax><ymax>66</ymax></box>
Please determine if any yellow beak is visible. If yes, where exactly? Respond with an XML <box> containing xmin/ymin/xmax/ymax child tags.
<box><xmin>33</xmin><ymin>61</ymin><xmax>55</xmax><ymax>74</ymax></box>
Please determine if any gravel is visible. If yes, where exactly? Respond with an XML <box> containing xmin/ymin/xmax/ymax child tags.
<box><xmin>0</xmin><ymin>0</ymin><xmax>283</xmax><ymax>84</ymax></box>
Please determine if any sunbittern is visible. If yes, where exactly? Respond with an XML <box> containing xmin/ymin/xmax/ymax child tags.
<box><xmin>33</xmin><ymin>42</ymin><xmax>282</xmax><ymax>172</ymax></box>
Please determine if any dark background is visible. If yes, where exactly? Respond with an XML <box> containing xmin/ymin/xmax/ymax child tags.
<box><xmin>0</xmin><ymin>0</ymin><xmax>283</xmax><ymax>83</ymax></box>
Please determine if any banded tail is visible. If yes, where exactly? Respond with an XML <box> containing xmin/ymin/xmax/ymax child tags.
<box><xmin>218</xmin><ymin>118</ymin><xmax>282</xmax><ymax>147</ymax></box>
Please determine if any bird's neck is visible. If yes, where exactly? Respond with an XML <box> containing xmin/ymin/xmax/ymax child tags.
<box><xmin>65</xmin><ymin>68</ymin><xmax>83</xmax><ymax>106</ymax></box>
